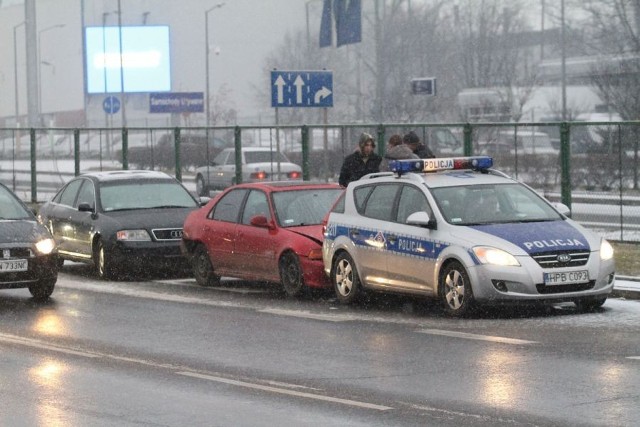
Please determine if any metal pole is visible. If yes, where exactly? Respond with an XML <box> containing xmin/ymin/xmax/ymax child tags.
<box><xmin>117</xmin><ymin>0</ymin><xmax>126</xmax><ymax>126</ymax></box>
<box><xmin>560</xmin><ymin>0</ymin><xmax>567</xmax><ymax>120</ymax></box>
<box><xmin>205</xmin><ymin>3</ymin><xmax>225</xmax><ymax>130</ymax></box>
<box><xmin>13</xmin><ymin>22</ymin><xmax>25</xmax><ymax>126</ymax></box>
<box><xmin>37</xmin><ymin>24</ymin><xmax>65</xmax><ymax>125</ymax></box>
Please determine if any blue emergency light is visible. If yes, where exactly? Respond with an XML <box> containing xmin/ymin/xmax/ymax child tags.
<box><xmin>389</xmin><ymin>156</ymin><xmax>493</xmax><ymax>174</ymax></box>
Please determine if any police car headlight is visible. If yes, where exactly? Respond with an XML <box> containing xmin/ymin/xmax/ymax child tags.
<box><xmin>116</xmin><ymin>230</ymin><xmax>151</xmax><ymax>241</ymax></box>
<box><xmin>473</xmin><ymin>246</ymin><xmax>520</xmax><ymax>266</ymax></box>
<box><xmin>35</xmin><ymin>238</ymin><xmax>56</xmax><ymax>255</ymax></box>
<box><xmin>600</xmin><ymin>239</ymin><xmax>614</xmax><ymax>261</ymax></box>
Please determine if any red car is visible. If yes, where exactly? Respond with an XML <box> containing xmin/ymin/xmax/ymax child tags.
<box><xmin>181</xmin><ymin>182</ymin><xmax>343</xmax><ymax>296</ymax></box>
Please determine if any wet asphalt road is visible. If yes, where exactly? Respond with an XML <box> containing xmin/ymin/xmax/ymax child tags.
<box><xmin>1</xmin><ymin>263</ymin><xmax>639</xmax><ymax>426</ymax></box>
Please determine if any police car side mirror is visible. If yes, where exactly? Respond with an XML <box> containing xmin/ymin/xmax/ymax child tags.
<box><xmin>406</xmin><ymin>211</ymin><xmax>435</xmax><ymax>228</ymax></box>
<box><xmin>552</xmin><ymin>202</ymin><xmax>571</xmax><ymax>218</ymax></box>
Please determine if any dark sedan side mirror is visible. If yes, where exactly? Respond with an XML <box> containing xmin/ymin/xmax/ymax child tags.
<box><xmin>78</xmin><ymin>202</ymin><xmax>94</xmax><ymax>213</ymax></box>
<box><xmin>250</xmin><ymin>215</ymin><xmax>274</xmax><ymax>229</ymax></box>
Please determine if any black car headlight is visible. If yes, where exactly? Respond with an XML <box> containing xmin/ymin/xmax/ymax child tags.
<box><xmin>116</xmin><ymin>230</ymin><xmax>151</xmax><ymax>241</ymax></box>
<box><xmin>35</xmin><ymin>238</ymin><xmax>56</xmax><ymax>255</ymax></box>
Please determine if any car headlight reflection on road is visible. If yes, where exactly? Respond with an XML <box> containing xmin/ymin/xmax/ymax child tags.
<box><xmin>35</xmin><ymin>238</ymin><xmax>56</xmax><ymax>255</ymax></box>
<box><xmin>600</xmin><ymin>239</ymin><xmax>614</xmax><ymax>261</ymax></box>
<box><xmin>473</xmin><ymin>246</ymin><xmax>520</xmax><ymax>266</ymax></box>
<box><xmin>116</xmin><ymin>229</ymin><xmax>151</xmax><ymax>241</ymax></box>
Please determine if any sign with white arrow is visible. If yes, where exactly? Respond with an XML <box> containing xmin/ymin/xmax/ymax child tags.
<box><xmin>270</xmin><ymin>70</ymin><xmax>333</xmax><ymax>108</ymax></box>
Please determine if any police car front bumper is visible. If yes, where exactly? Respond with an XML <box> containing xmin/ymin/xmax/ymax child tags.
<box><xmin>467</xmin><ymin>254</ymin><xmax>615</xmax><ymax>303</ymax></box>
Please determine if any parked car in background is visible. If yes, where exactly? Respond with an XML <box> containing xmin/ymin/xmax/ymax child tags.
<box><xmin>182</xmin><ymin>182</ymin><xmax>343</xmax><ymax>296</ymax></box>
<box><xmin>194</xmin><ymin>147</ymin><xmax>302</xmax><ymax>196</ymax></box>
<box><xmin>124</xmin><ymin>133</ymin><xmax>232</xmax><ymax>170</ymax></box>
<box><xmin>38</xmin><ymin>170</ymin><xmax>206</xmax><ymax>279</ymax></box>
<box><xmin>0</xmin><ymin>182</ymin><xmax>58</xmax><ymax>300</ymax></box>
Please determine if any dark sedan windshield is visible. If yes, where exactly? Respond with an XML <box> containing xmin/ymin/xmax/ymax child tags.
<box><xmin>431</xmin><ymin>183</ymin><xmax>562</xmax><ymax>225</ymax></box>
<box><xmin>0</xmin><ymin>186</ymin><xmax>32</xmax><ymax>220</ymax></box>
<box><xmin>272</xmin><ymin>188</ymin><xmax>343</xmax><ymax>227</ymax></box>
<box><xmin>100</xmin><ymin>181</ymin><xmax>197</xmax><ymax>212</ymax></box>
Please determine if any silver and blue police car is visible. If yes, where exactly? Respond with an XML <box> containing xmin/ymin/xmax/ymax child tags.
<box><xmin>322</xmin><ymin>156</ymin><xmax>615</xmax><ymax>316</ymax></box>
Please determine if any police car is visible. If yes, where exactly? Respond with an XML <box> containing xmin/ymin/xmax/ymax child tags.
<box><xmin>322</xmin><ymin>156</ymin><xmax>615</xmax><ymax>316</ymax></box>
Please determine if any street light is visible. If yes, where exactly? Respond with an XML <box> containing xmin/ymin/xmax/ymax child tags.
<box><xmin>38</xmin><ymin>23</ymin><xmax>65</xmax><ymax>125</ymax></box>
<box><xmin>13</xmin><ymin>21</ymin><xmax>25</xmax><ymax>126</ymax></box>
<box><xmin>205</xmin><ymin>2</ymin><xmax>225</xmax><ymax>129</ymax></box>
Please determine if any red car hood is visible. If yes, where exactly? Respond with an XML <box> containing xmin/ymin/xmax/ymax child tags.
<box><xmin>286</xmin><ymin>224</ymin><xmax>324</xmax><ymax>245</ymax></box>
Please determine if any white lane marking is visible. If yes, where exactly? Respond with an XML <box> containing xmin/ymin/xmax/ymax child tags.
<box><xmin>177</xmin><ymin>371</ymin><xmax>393</xmax><ymax>411</ymax></box>
<box><xmin>627</xmin><ymin>356</ymin><xmax>640</xmax><ymax>360</ymax></box>
<box><xmin>0</xmin><ymin>333</ymin><xmax>102</xmax><ymax>358</ymax></box>
<box><xmin>416</xmin><ymin>329</ymin><xmax>537</xmax><ymax>345</ymax></box>
<box><xmin>403</xmin><ymin>402</ymin><xmax>519</xmax><ymax>423</ymax></box>
<box><xmin>258</xmin><ymin>308</ymin><xmax>354</xmax><ymax>322</ymax></box>
<box><xmin>263</xmin><ymin>380</ymin><xmax>322</xmax><ymax>391</ymax></box>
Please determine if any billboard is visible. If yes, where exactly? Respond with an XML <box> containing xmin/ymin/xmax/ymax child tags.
<box><xmin>85</xmin><ymin>26</ymin><xmax>171</xmax><ymax>94</ymax></box>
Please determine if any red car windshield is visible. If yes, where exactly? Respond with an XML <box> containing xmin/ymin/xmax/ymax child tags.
<box><xmin>272</xmin><ymin>188</ymin><xmax>343</xmax><ymax>227</ymax></box>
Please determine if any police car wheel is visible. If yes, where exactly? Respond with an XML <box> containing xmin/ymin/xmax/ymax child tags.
<box><xmin>332</xmin><ymin>252</ymin><xmax>362</xmax><ymax>304</ymax></box>
<box><xmin>192</xmin><ymin>244</ymin><xmax>220</xmax><ymax>287</ymax></box>
<box><xmin>280</xmin><ymin>251</ymin><xmax>305</xmax><ymax>297</ymax></box>
<box><xmin>440</xmin><ymin>261</ymin><xmax>474</xmax><ymax>316</ymax></box>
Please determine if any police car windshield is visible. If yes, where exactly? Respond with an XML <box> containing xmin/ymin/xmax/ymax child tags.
<box><xmin>431</xmin><ymin>183</ymin><xmax>563</xmax><ymax>225</ymax></box>
<box><xmin>272</xmin><ymin>188</ymin><xmax>343</xmax><ymax>227</ymax></box>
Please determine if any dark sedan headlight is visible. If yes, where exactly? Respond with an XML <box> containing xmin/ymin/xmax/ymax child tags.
<box><xmin>35</xmin><ymin>238</ymin><xmax>56</xmax><ymax>255</ymax></box>
<box><xmin>116</xmin><ymin>230</ymin><xmax>152</xmax><ymax>241</ymax></box>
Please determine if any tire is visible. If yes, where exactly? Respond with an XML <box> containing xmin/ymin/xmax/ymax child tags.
<box><xmin>56</xmin><ymin>256</ymin><xmax>64</xmax><ymax>269</ymax></box>
<box><xmin>192</xmin><ymin>244</ymin><xmax>220</xmax><ymax>287</ymax></box>
<box><xmin>331</xmin><ymin>252</ymin><xmax>362</xmax><ymax>304</ymax></box>
<box><xmin>574</xmin><ymin>296</ymin><xmax>607</xmax><ymax>311</ymax></box>
<box><xmin>94</xmin><ymin>239</ymin><xmax>115</xmax><ymax>280</ymax></box>
<box><xmin>29</xmin><ymin>277</ymin><xmax>56</xmax><ymax>301</ymax></box>
<box><xmin>196</xmin><ymin>175</ymin><xmax>209</xmax><ymax>197</ymax></box>
<box><xmin>439</xmin><ymin>261</ymin><xmax>475</xmax><ymax>317</ymax></box>
<box><xmin>280</xmin><ymin>251</ymin><xmax>305</xmax><ymax>297</ymax></box>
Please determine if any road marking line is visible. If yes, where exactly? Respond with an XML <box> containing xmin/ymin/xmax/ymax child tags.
<box><xmin>416</xmin><ymin>329</ymin><xmax>537</xmax><ymax>345</ymax></box>
<box><xmin>0</xmin><ymin>333</ymin><xmax>102</xmax><ymax>358</ymax></box>
<box><xmin>627</xmin><ymin>356</ymin><xmax>640</xmax><ymax>360</ymax></box>
<box><xmin>176</xmin><ymin>371</ymin><xmax>393</xmax><ymax>411</ymax></box>
<box><xmin>258</xmin><ymin>308</ymin><xmax>353</xmax><ymax>322</ymax></box>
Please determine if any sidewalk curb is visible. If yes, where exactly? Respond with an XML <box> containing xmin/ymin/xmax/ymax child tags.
<box><xmin>612</xmin><ymin>275</ymin><xmax>640</xmax><ymax>300</ymax></box>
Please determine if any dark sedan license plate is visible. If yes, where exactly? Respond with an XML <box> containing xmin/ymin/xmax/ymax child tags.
<box><xmin>544</xmin><ymin>270</ymin><xmax>589</xmax><ymax>285</ymax></box>
<box><xmin>0</xmin><ymin>259</ymin><xmax>28</xmax><ymax>272</ymax></box>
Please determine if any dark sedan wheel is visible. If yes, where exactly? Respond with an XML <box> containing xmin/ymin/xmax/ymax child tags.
<box><xmin>331</xmin><ymin>252</ymin><xmax>362</xmax><ymax>304</ymax></box>
<box><xmin>28</xmin><ymin>277</ymin><xmax>56</xmax><ymax>300</ymax></box>
<box><xmin>192</xmin><ymin>245</ymin><xmax>220</xmax><ymax>287</ymax></box>
<box><xmin>439</xmin><ymin>261</ymin><xmax>475</xmax><ymax>317</ymax></box>
<box><xmin>94</xmin><ymin>239</ymin><xmax>115</xmax><ymax>280</ymax></box>
<box><xmin>280</xmin><ymin>251</ymin><xmax>305</xmax><ymax>297</ymax></box>
<box><xmin>196</xmin><ymin>175</ymin><xmax>209</xmax><ymax>197</ymax></box>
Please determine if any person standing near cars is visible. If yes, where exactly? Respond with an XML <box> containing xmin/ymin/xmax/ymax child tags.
<box><xmin>379</xmin><ymin>134</ymin><xmax>418</xmax><ymax>171</ymax></box>
<box><xmin>338</xmin><ymin>132</ymin><xmax>382</xmax><ymax>187</ymax></box>
<box><xmin>404</xmin><ymin>130</ymin><xmax>436</xmax><ymax>159</ymax></box>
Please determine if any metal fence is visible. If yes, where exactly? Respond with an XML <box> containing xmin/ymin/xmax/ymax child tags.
<box><xmin>1</xmin><ymin>121</ymin><xmax>638</xmax><ymax>242</ymax></box>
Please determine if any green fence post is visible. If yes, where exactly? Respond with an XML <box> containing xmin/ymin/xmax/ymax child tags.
<box><xmin>301</xmin><ymin>125</ymin><xmax>310</xmax><ymax>181</ymax></box>
<box><xmin>30</xmin><ymin>128</ymin><xmax>37</xmax><ymax>203</ymax></box>
<box><xmin>174</xmin><ymin>127</ymin><xmax>181</xmax><ymax>181</ymax></box>
<box><xmin>560</xmin><ymin>122</ymin><xmax>572</xmax><ymax>210</ymax></box>
<box><xmin>122</xmin><ymin>127</ymin><xmax>129</xmax><ymax>170</ymax></box>
<box><xmin>74</xmin><ymin>129</ymin><xmax>80</xmax><ymax>176</ymax></box>
<box><xmin>377</xmin><ymin>124</ymin><xmax>385</xmax><ymax>157</ymax></box>
<box><xmin>463</xmin><ymin>123</ymin><xmax>473</xmax><ymax>156</ymax></box>
<box><xmin>234</xmin><ymin>126</ymin><xmax>242</xmax><ymax>184</ymax></box>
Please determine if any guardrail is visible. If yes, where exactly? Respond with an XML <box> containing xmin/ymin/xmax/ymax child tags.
<box><xmin>1</xmin><ymin>121</ymin><xmax>639</xmax><ymax>241</ymax></box>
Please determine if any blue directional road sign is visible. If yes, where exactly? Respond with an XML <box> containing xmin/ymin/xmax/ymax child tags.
<box><xmin>271</xmin><ymin>70</ymin><xmax>333</xmax><ymax>108</ymax></box>
<box><xmin>103</xmin><ymin>96</ymin><xmax>121</xmax><ymax>115</ymax></box>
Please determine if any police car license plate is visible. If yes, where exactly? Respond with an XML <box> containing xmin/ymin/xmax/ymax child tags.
<box><xmin>544</xmin><ymin>270</ymin><xmax>589</xmax><ymax>285</ymax></box>
<box><xmin>0</xmin><ymin>259</ymin><xmax>28</xmax><ymax>272</ymax></box>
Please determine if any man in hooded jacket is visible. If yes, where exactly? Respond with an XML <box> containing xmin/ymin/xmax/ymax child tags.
<box><xmin>338</xmin><ymin>132</ymin><xmax>382</xmax><ymax>187</ymax></box>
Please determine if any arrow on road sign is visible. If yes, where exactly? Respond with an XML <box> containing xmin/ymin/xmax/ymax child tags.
<box><xmin>314</xmin><ymin>86</ymin><xmax>332</xmax><ymax>104</ymax></box>
<box><xmin>275</xmin><ymin>75</ymin><xmax>286</xmax><ymax>104</ymax></box>
<box><xmin>271</xmin><ymin>70</ymin><xmax>333</xmax><ymax>108</ymax></box>
<box><xmin>294</xmin><ymin>75</ymin><xmax>305</xmax><ymax>104</ymax></box>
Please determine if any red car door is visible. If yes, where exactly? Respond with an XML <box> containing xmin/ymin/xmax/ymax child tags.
<box><xmin>231</xmin><ymin>190</ymin><xmax>278</xmax><ymax>280</ymax></box>
<box><xmin>204</xmin><ymin>189</ymin><xmax>248</xmax><ymax>274</ymax></box>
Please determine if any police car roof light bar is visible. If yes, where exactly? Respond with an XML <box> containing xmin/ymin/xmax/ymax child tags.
<box><xmin>389</xmin><ymin>156</ymin><xmax>493</xmax><ymax>175</ymax></box>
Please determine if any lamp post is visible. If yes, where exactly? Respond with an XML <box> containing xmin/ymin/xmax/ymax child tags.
<box><xmin>561</xmin><ymin>0</ymin><xmax>567</xmax><ymax>120</ymax></box>
<box><xmin>13</xmin><ymin>21</ymin><xmax>25</xmax><ymax>126</ymax></box>
<box><xmin>38</xmin><ymin>23</ymin><xmax>65</xmax><ymax>125</ymax></box>
<box><xmin>205</xmin><ymin>2</ymin><xmax>225</xmax><ymax>129</ymax></box>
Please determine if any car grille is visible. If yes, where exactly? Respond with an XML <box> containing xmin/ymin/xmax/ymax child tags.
<box><xmin>530</xmin><ymin>250</ymin><xmax>590</xmax><ymax>268</ymax></box>
<box><xmin>536</xmin><ymin>280</ymin><xmax>596</xmax><ymax>294</ymax></box>
<box><xmin>151</xmin><ymin>228</ymin><xmax>184</xmax><ymax>241</ymax></box>
<box><xmin>1</xmin><ymin>247</ymin><xmax>32</xmax><ymax>258</ymax></box>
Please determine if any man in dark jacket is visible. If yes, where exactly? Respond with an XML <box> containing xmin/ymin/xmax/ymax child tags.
<box><xmin>403</xmin><ymin>131</ymin><xmax>435</xmax><ymax>159</ymax></box>
<box><xmin>379</xmin><ymin>134</ymin><xmax>418</xmax><ymax>171</ymax></box>
<box><xmin>338</xmin><ymin>132</ymin><xmax>382</xmax><ymax>187</ymax></box>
